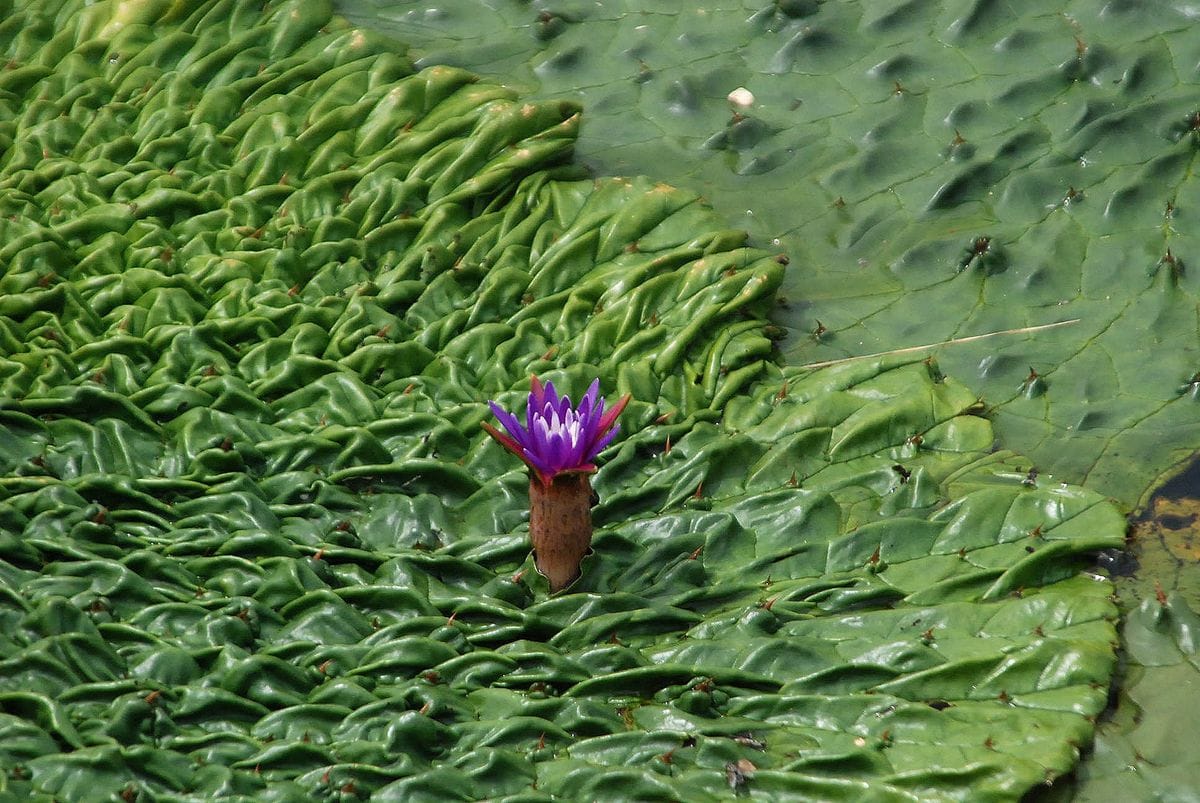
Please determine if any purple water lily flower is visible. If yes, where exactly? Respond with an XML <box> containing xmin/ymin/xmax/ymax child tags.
<box><xmin>483</xmin><ymin>377</ymin><xmax>630</xmax><ymax>487</ymax></box>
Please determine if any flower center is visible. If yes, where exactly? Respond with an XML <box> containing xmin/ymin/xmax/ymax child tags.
<box><xmin>541</xmin><ymin>407</ymin><xmax>582</xmax><ymax>447</ymax></box>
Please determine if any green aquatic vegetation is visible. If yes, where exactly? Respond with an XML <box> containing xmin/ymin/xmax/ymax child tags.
<box><xmin>0</xmin><ymin>0</ymin><xmax>1125</xmax><ymax>800</ymax></box>
<box><xmin>341</xmin><ymin>0</ymin><xmax>1200</xmax><ymax>511</ymax></box>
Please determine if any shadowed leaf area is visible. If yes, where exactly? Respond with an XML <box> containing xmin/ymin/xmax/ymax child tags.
<box><xmin>0</xmin><ymin>1</ymin><xmax>1124</xmax><ymax>800</ymax></box>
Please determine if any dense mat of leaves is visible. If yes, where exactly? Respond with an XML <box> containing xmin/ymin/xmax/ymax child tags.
<box><xmin>0</xmin><ymin>1</ymin><xmax>1123</xmax><ymax>800</ymax></box>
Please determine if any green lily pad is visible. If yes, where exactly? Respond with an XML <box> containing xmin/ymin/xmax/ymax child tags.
<box><xmin>0</xmin><ymin>1</ymin><xmax>1123</xmax><ymax>800</ymax></box>
<box><xmin>338</xmin><ymin>0</ymin><xmax>1200</xmax><ymax>511</ymax></box>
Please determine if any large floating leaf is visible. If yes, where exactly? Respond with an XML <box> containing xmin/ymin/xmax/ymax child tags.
<box><xmin>0</xmin><ymin>1</ymin><xmax>1123</xmax><ymax>800</ymax></box>
<box><xmin>339</xmin><ymin>0</ymin><xmax>1200</xmax><ymax>510</ymax></box>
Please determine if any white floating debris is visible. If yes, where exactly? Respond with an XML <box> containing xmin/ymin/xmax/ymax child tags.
<box><xmin>727</xmin><ymin>87</ymin><xmax>755</xmax><ymax>108</ymax></box>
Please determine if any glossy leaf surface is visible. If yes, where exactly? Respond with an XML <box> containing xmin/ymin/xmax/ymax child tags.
<box><xmin>0</xmin><ymin>1</ymin><xmax>1123</xmax><ymax>800</ymax></box>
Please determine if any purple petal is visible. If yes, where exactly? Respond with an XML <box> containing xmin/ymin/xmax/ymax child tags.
<box><xmin>531</xmin><ymin>416</ymin><xmax>554</xmax><ymax>463</ymax></box>
<box><xmin>587</xmin><ymin>422</ymin><xmax>620</xmax><ymax>461</ymax></box>
<box><xmin>489</xmin><ymin>402</ymin><xmax>528</xmax><ymax>446</ymax></box>
<box><xmin>482</xmin><ymin>422</ymin><xmax>540</xmax><ymax>475</ymax></box>
<box><xmin>581</xmin><ymin>378</ymin><xmax>600</xmax><ymax>410</ymax></box>
<box><xmin>542</xmin><ymin>380</ymin><xmax>562</xmax><ymax>415</ymax></box>
<box><xmin>494</xmin><ymin>377</ymin><xmax>627</xmax><ymax>481</ymax></box>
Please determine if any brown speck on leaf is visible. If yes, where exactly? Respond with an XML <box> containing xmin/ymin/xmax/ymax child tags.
<box><xmin>688</xmin><ymin>545</ymin><xmax>703</xmax><ymax>560</ymax></box>
<box><xmin>318</xmin><ymin>659</ymin><xmax>333</xmax><ymax>674</ymax></box>
<box><xmin>734</xmin><ymin>733</ymin><xmax>766</xmax><ymax>750</ymax></box>
<box><xmin>787</xmin><ymin>470</ymin><xmax>799</xmax><ymax>488</ymax></box>
<box><xmin>1156</xmin><ymin>581</ymin><xmax>1168</xmax><ymax>605</ymax></box>
<box><xmin>726</xmin><ymin>759</ymin><xmax>757</xmax><ymax>791</ymax></box>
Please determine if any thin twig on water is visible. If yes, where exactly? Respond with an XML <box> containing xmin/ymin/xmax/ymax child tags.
<box><xmin>794</xmin><ymin>319</ymin><xmax>1080</xmax><ymax>371</ymax></box>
